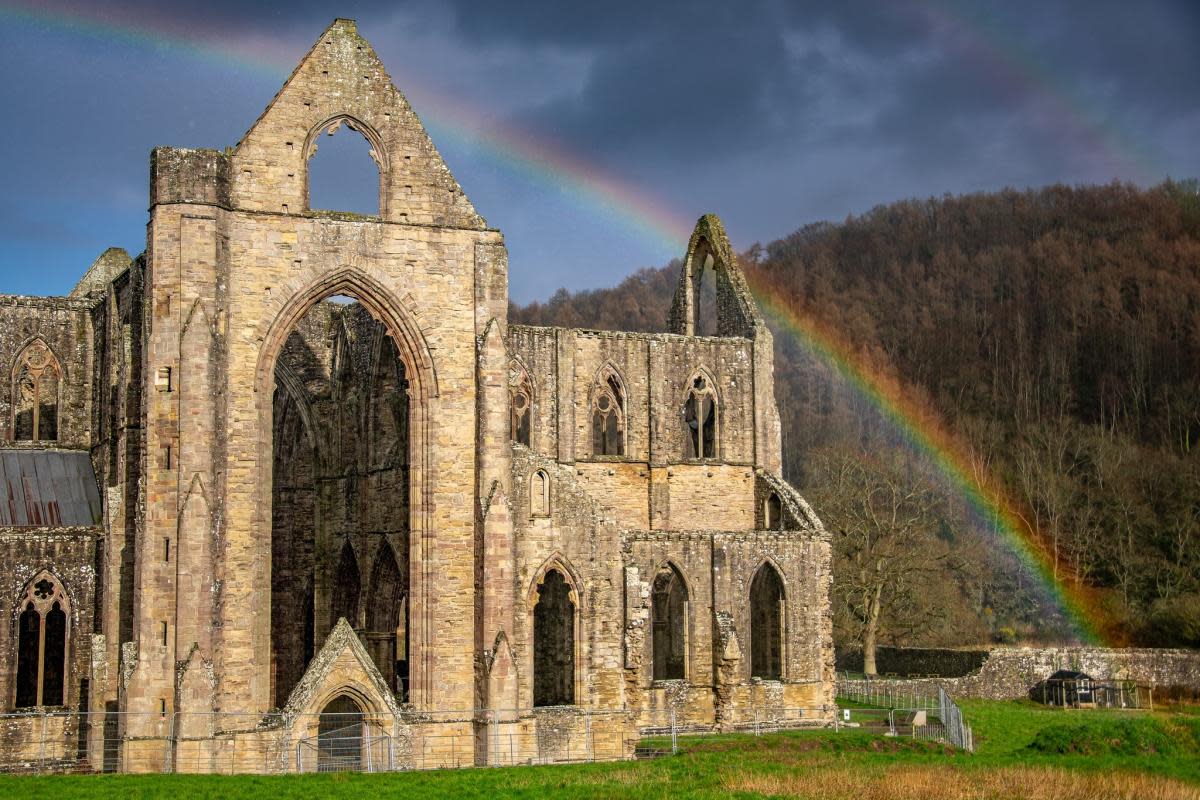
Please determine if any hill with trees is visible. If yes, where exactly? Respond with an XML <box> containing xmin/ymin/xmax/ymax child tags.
<box><xmin>511</xmin><ymin>180</ymin><xmax>1200</xmax><ymax>652</ymax></box>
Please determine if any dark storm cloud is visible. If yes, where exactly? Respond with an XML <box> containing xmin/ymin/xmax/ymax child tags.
<box><xmin>2</xmin><ymin>0</ymin><xmax>1198</xmax><ymax>300</ymax></box>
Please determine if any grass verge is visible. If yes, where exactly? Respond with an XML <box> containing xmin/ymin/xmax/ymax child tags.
<box><xmin>0</xmin><ymin>701</ymin><xmax>1196</xmax><ymax>798</ymax></box>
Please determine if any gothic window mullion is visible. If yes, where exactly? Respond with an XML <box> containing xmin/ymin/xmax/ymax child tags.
<box><xmin>12</xmin><ymin>341</ymin><xmax>61</xmax><ymax>443</ymax></box>
<box><xmin>15</xmin><ymin>576</ymin><xmax>68</xmax><ymax>708</ymax></box>
<box><xmin>683</xmin><ymin>374</ymin><xmax>717</xmax><ymax>461</ymax></box>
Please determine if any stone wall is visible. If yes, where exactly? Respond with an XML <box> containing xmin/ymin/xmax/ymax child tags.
<box><xmin>0</xmin><ymin>296</ymin><xmax>95</xmax><ymax>449</ymax></box>
<box><xmin>836</xmin><ymin>645</ymin><xmax>989</xmax><ymax>678</ymax></box>
<box><xmin>838</xmin><ymin>645</ymin><xmax>1200</xmax><ymax>699</ymax></box>
<box><xmin>0</xmin><ymin>528</ymin><xmax>99</xmax><ymax>713</ymax></box>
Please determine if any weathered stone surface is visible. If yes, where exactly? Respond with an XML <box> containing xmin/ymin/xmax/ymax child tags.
<box><xmin>0</xmin><ymin>17</ymin><xmax>832</xmax><ymax>771</ymax></box>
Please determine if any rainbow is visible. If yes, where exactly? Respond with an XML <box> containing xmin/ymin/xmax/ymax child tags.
<box><xmin>906</xmin><ymin>1</ymin><xmax>1161</xmax><ymax>184</ymax></box>
<box><xmin>0</xmin><ymin>1</ymin><xmax>691</xmax><ymax>258</ymax></box>
<box><xmin>748</xmin><ymin>275</ymin><xmax>1113</xmax><ymax>644</ymax></box>
<box><xmin>1</xmin><ymin>1</ymin><xmax>1122</xmax><ymax>643</ymax></box>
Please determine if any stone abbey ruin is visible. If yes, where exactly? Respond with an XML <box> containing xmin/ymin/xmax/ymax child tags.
<box><xmin>0</xmin><ymin>19</ymin><xmax>833</xmax><ymax>771</ymax></box>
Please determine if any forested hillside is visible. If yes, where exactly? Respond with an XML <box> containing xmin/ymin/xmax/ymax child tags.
<box><xmin>512</xmin><ymin>181</ymin><xmax>1200</xmax><ymax>649</ymax></box>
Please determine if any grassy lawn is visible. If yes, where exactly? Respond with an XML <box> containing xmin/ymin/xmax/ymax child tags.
<box><xmin>0</xmin><ymin>701</ymin><xmax>1197</xmax><ymax>798</ymax></box>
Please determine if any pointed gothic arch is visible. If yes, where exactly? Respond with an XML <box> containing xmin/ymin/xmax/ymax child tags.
<box><xmin>682</xmin><ymin>368</ymin><xmax>719</xmax><ymax>460</ymax></box>
<box><xmin>365</xmin><ymin>539</ymin><xmax>406</xmax><ymax>692</ymax></box>
<box><xmin>11</xmin><ymin>338</ymin><xmax>62</xmax><ymax>442</ymax></box>
<box><xmin>591</xmin><ymin>364</ymin><xmax>626</xmax><ymax>457</ymax></box>
<box><xmin>13</xmin><ymin>571</ymin><xmax>70</xmax><ymax>708</ymax></box>
<box><xmin>532</xmin><ymin>568</ymin><xmax>576</xmax><ymax>707</ymax></box>
<box><xmin>303</xmin><ymin>114</ymin><xmax>389</xmax><ymax>217</ymax></box>
<box><xmin>749</xmin><ymin>561</ymin><xmax>786</xmax><ymax>680</ymax></box>
<box><xmin>651</xmin><ymin>562</ymin><xmax>689</xmax><ymax>681</ymax></box>
<box><xmin>255</xmin><ymin>267</ymin><xmax>438</xmax><ymax>707</ymax></box>
<box><xmin>667</xmin><ymin>214</ymin><xmax>762</xmax><ymax>338</ymax></box>
<box><xmin>527</xmin><ymin>554</ymin><xmax>582</xmax><ymax>708</ymax></box>
<box><xmin>332</xmin><ymin>540</ymin><xmax>361</xmax><ymax>630</ymax></box>
<box><xmin>509</xmin><ymin>359</ymin><xmax>533</xmax><ymax>447</ymax></box>
<box><xmin>765</xmin><ymin>492</ymin><xmax>783</xmax><ymax>530</ymax></box>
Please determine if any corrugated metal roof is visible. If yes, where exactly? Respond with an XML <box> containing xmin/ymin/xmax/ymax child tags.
<box><xmin>0</xmin><ymin>450</ymin><xmax>102</xmax><ymax>527</ymax></box>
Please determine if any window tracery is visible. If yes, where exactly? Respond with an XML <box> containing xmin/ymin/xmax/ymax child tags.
<box><xmin>12</xmin><ymin>340</ymin><xmax>60</xmax><ymax>442</ymax></box>
<box><xmin>683</xmin><ymin>373</ymin><xmax>717</xmax><ymax>459</ymax></box>
<box><xmin>15</xmin><ymin>574</ymin><xmax>68</xmax><ymax>708</ymax></box>
<box><xmin>591</xmin><ymin>369</ymin><xmax>625</xmax><ymax>457</ymax></box>
<box><xmin>510</xmin><ymin>364</ymin><xmax>532</xmax><ymax>446</ymax></box>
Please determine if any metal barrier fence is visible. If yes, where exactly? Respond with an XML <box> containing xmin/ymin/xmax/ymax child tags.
<box><xmin>836</xmin><ymin>678</ymin><xmax>941</xmax><ymax>710</ymax></box>
<box><xmin>1033</xmin><ymin>679</ymin><xmax>1152</xmax><ymax>709</ymax></box>
<box><xmin>835</xmin><ymin>679</ymin><xmax>973</xmax><ymax>752</ymax></box>
<box><xmin>0</xmin><ymin>699</ymin><xmax>975</xmax><ymax>774</ymax></box>
<box><xmin>937</xmin><ymin>686</ymin><xmax>973</xmax><ymax>751</ymax></box>
<box><xmin>0</xmin><ymin>707</ymin><xmax>650</xmax><ymax>775</ymax></box>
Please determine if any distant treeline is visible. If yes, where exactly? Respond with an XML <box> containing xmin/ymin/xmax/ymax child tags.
<box><xmin>512</xmin><ymin>180</ymin><xmax>1200</xmax><ymax>648</ymax></box>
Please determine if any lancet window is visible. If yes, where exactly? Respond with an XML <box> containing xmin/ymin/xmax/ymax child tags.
<box><xmin>591</xmin><ymin>369</ymin><xmax>626</xmax><ymax>457</ymax></box>
<box><xmin>651</xmin><ymin>565</ymin><xmax>688</xmax><ymax>681</ymax></box>
<box><xmin>531</xmin><ymin>470</ymin><xmax>550</xmax><ymax>517</ymax></box>
<box><xmin>510</xmin><ymin>364</ymin><xmax>532</xmax><ymax>446</ymax></box>
<box><xmin>533</xmin><ymin>569</ymin><xmax>575</xmax><ymax>707</ymax></box>
<box><xmin>749</xmin><ymin>563</ymin><xmax>785</xmax><ymax>680</ymax></box>
<box><xmin>683</xmin><ymin>373</ymin><xmax>717</xmax><ymax>459</ymax></box>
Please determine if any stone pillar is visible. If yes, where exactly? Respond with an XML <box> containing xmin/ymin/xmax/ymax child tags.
<box><xmin>751</xmin><ymin>324</ymin><xmax>782</xmax><ymax>474</ymax></box>
<box><xmin>473</xmin><ymin>241</ymin><xmax>518</xmax><ymax>762</ymax></box>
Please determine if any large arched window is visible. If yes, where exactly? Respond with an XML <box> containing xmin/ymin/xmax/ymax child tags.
<box><xmin>682</xmin><ymin>372</ymin><xmax>717</xmax><ymax>460</ymax></box>
<box><xmin>510</xmin><ymin>363</ymin><xmax>532</xmax><ymax>447</ymax></box>
<box><xmin>651</xmin><ymin>565</ymin><xmax>688</xmax><ymax>681</ymax></box>
<box><xmin>749</xmin><ymin>563</ymin><xmax>785</xmax><ymax>680</ymax></box>
<box><xmin>15</xmin><ymin>574</ymin><xmax>69</xmax><ymax>708</ymax></box>
<box><xmin>12</xmin><ymin>340</ymin><xmax>60</xmax><ymax>442</ymax></box>
<box><xmin>533</xmin><ymin>569</ymin><xmax>575</xmax><ymax>706</ymax></box>
<box><xmin>591</xmin><ymin>368</ymin><xmax>625</xmax><ymax>457</ymax></box>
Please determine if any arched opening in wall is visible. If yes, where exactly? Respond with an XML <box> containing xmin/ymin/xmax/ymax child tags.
<box><xmin>765</xmin><ymin>492</ymin><xmax>782</xmax><ymax>530</ymax></box>
<box><xmin>591</xmin><ymin>368</ymin><xmax>626</xmax><ymax>457</ymax></box>
<box><xmin>533</xmin><ymin>569</ymin><xmax>575</xmax><ymax>706</ymax></box>
<box><xmin>366</xmin><ymin>540</ymin><xmax>406</xmax><ymax>700</ymax></box>
<box><xmin>510</xmin><ymin>364</ymin><xmax>532</xmax><ymax>447</ymax></box>
<box><xmin>12</xmin><ymin>340</ymin><xmax>60</xmax><ymax>442</ymax></box>
<box><xmin>270</xmin><ymin>295</ymin><xmax>411</xmax><ymax>709</ymax></box>
<box><xmin>307</xmin><ymin>119</ymin><xmax>381</xmax><ymax>216</ymax></box>
<box><xmin>692</xmin><ymin>240</ymin><xmax>718</xmax><ymax>337</ymax></box>
<box><xmin>651</xmin><ymin>565</ymin><xmax>688</xmax><ymax>681</ymax></box>
<box><xmin>332</xmin><ymin>540</ymin><xmax>362</xmax><ymax>628</ymax></box>
<box><xmin>683</xmin><ymin>373</ymin><xmax>717</xmax><ymax>460</ymax></box>
<box><xmin>749</xmin><ymin>563</ymin><xmax>784</xmax><ymax>680</ymax></box>
<box><xmin>316</xmin><ymin>694</ymin><xmax>363</xmax><ymax>772</ymax></box>
<box><xmin>531</xmin><ymin>470</ymin><xmax>550</xmax><ymax>517</ymax></box>
<box><xmin>15</xmin><ymin>575</ymin><xmax>69</xmax><ymax>708</ymax></box>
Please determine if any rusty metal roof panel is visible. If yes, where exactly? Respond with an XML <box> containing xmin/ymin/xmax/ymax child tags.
<box><xmin>0</xmin><ymin>450</ymin><xmax>102</xmax><ymax>528</ymax></box>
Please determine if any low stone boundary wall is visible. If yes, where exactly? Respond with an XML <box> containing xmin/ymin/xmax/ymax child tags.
<box><xmin>836</xmin><ymin>646</ymin><xmax>1200</xmax><ymax>700</ymax></box>
<box><xmin>837</xmin><ymin>646</ymin><xmax>988</xmax><ymax>678</ymax></box>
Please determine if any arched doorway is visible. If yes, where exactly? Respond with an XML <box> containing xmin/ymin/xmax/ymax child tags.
<box><xmin>316</xmin><ymin>694</ymin><xmax>363</xmax><ymax>772</ymax></box>
<box><xmin>269</xmin><ymin>295</ymin><xmax>411</xmax><ymax>708</ymax></box>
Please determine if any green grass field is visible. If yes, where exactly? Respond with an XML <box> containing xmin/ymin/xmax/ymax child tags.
<box><xmin>1</xmin><ymin>701</ymin><xmax>1197</xmax><ymax>799</ymax></box>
